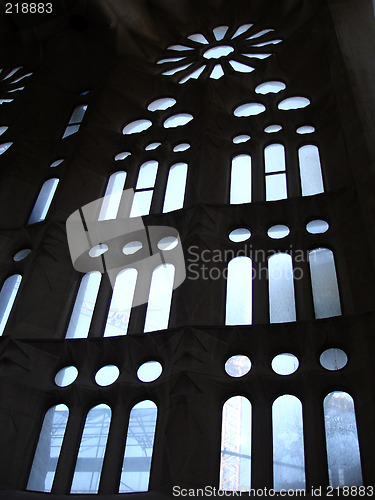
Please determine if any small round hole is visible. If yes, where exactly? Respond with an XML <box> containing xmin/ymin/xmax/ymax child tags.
<box><xmin>89</xmin><ymin>243</ymin><xmax>108</xmax><ymax>258</ymax></box>
<box><xmin>225</xmin><ymin>355</ymin><xmax>251</xmax><ymax>377</ymax></box>
<box><xmin>267</xmin><ymin>225</ymin><xmax>290</xmax><ymax>239</ymax></box>
<box><xmin>157</xmin><ymin>236</ymin><xmax>178</xmax><ymax>251</ymax></box>
<box><xmin>271</xmin><ymin>353</ymin><xmax>299</xmax><ymax>375</ymax></box>
<box><xmin>229</xmin><ymin>228</ymin><xmax>251</xmax><ymax>242</ymax></box>
<box><xmin>55</xmin><ymin>366</ymin><xmax>78</xmax><ymax>387</ymax></box>
<box><xmin>95</xmin><ymin>365</ymin><xmax>120</xmax><ymax>386</ymax></box>
<box><xmin>320</xmin><ymin>348</ymin><xmax>348</xmax><ymax>371</ymax></box>
<box><xmin>306</xmin><ymin>219</ymin><xmax>329</xmax><ymax>234</ymax></box>
<box><xmin>123</xmin><ymin>241</ymin><xmax>143</xmax><ymax>255</ymax></box>
<box><xmin>137</xmin><ymin>361</ymin><xmax>163</xmax><ymax>382</ymax></box>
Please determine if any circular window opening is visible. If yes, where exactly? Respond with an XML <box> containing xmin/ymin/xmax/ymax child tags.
<box><xmin>306</xmin><ymin>219</ymin><xmax>329</xmax><ymax>234</ymax></box>
<box><xmin>229</xmin><ymin>228</ymin><xmax>251</xmax><ymax>242</ymax></box>
<box><xmin>157</xmin><ymin>236</ymin><xmax>178</xmax><ymax>251</ymax></box>
<box><xmin>95</xmin><ymin>365</ymin><xmax>120</xmax><ymax>386</ymax></box>
<box><xmin>267</xmin><ymin>224</ymin><xmax>290</xmax><ymax>239</ymax></box>
<box><xmin>225</xmin><ymin>355</ymin><xmax>251</xmax><ymax>377</ymax></box>
<box><xmin>55</xmin><ymin>366</ymin><xmax>78</xmax><ymax>387</ymax></box>
<box><xmin>123</xmin><ymin>241</ymin><xmax>143</xmax><ymax>255</ymax></box>
<box><xmin>89</xmin><ymin>243</ymin><xmax>109</xmax><ymax>258</ymax></box>
<box><xmin>319</xmin><ymin>348</ymin><xmax>348</xmax><ymax>371</ymax></box>
<box><xmin>13</xmin><ymin>249</ymin><xmax>31</xmax><ymax>261</ymax></box>
<box><xmin>271</xmin><ymin>353</ymin><xmax>299</xmax><ymax>375</ymax></box>
<box><xmin>137</xmin><ymin>361</ymin><xmax>163</xmax><ymax>382</ymax></box>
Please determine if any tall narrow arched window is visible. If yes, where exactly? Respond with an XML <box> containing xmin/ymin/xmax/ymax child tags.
<box><xmin>220</xmin><ymin>396</ymin><xmax>252</xmax><ymax>491</ymax></box>
<box><xmin>27</xmin><ymin>178</ymin><xmax>59</xmax><ymax>225</ymax></box>
<box><xmin>144</xmin><ymin>263</ymin><xmax>175</xmax><ymax>333</ymax></box>
<box><xmin>99</xmin><ymin>171</ymin><xmax>127</xmax><ymax>220</ymax></box>
<box><xmin>0</xmin><ymin>274</ymin><xmax>22</xmax><ymax>335</ymax></box>
<box><xmin>226</xmin><ymin>257</ymin><xmax>252</xmax><ymax>325</ymax></box>
<box><xmin>104</xmin><ymin>268</ymin><xmax>137</xmax><ymax>337</ymax></box>
<box><xmin>268</xmin><ymin>253</ymin><xmax>296</xmax><ymax>323</ymax></box>
<box><xmin>324</xmin><ymin>392</ymin><xmax>362</xmax><ymax>487</ymax></box>
<box><xmin>62</xmin><ymin>104</ymin><xmax>87</xmax><ymax>138</ymax></box>
<box><xmin>272</xmin><ymin>395</ymin><xmax>305</xmax><ymax>491</ymax></box>
<box><xmin>264</xmin><ymin>144</ymin><xmax>287</xmax><ymax>201</ymax></box>
<box><xmin>27</xmin><ymin>404</ymin><xmax>69</xmax><ymax>492</ymax></box>
<box><xmin>230</xmin><ymin>154</ymin><xmax>252</xmax><ymax>204</ymax></box>
<box><xmin>162</xmin><ymin>162</ymin><xmax>188</xmax><ymax>212</ymax></box>
<box><xmin>65</xmin><ymin>271</ymin><xmax>101</xmax><ymax>339</ymax></box>
<box><xmin>298</xmin><ymin>145</ymin><xmax>324</xmax><ymax>196</ymax></box>
<box><xmin>119</xmin><ymin>400</ymin><xmax>157</xmax><ymax>493</ymax></box>
<box><xmin>70</xmin><ymin>404</ymin><xmax>111</xmax><ymax>494</ymax></box>
<box><xmin>308</xmin><ymin>248</ymin><xmax>341</xmax><ymax>319</ymax></box>
<box><xmin>130</xmin><ymin>160</ymin><xmax>158</xmax><ymax>217</ymax></box>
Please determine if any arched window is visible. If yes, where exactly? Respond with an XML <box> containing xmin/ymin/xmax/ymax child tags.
<box><xmin>99</xmin><ymin>171</ymin><xmax>127</xmax><ymax>220</ymax></box>
<box><xmin>163</xmin><ymin>162</ymin><xmax>188</xmax><ymax>212</ymax></box>
<box><xmin>324</xmin><ymin>392</ymin><xmax>362</xmax><ymax>487</ymax></box>
<box><xmin>130</xmin><ymin>160</ymin><xmax>158</xmax><ymax>217</ymax></box>
<box><xmin>298</xmin><ymin>145</ymin><xmax>324</xmax><ymax>196</ymax></box>
<box><xmin>27</xmin><ymin>178</ymin><xmax>59</xmax><ymax>225</ymax></box>
<box><xmin>104</xmin><ymin>268</ymin><xmax>137</xmax><ymax>337</ymax></box>
<box><xmin>268</xmin><ymin>253</ymin><xmax>296</xmax><ymax>323</ymax></box>
<box><xmin>230</xmin><ymin>154</ymin><xmax>252</xmax><ymax>204</ymax></box>
<box><xmin>272</xmin><ymin>395</ymin><xmax>305</xmax><ymax>490</ymax></box>
<box><xmin>0</xmin><ymin>274</ymin><xmax>22</xmax><ymax>335</ymax></box>
<box><xmin>308</xmin><ymin>248</ymin><xmax>341</xmax><ymax>319</ymax></box>
<box><xmin>119</xmin><ymin>400</ymin><xmax>157</xmax><ymax>493</ymax></box>
<box><xmin>70</xmin><ymin>404</ymin><xmax>112</xmax><ymax>494</ymax></box>
<box><xmin>220</xmin><ymin>396</ymin><xmax>252</xmax><ymax>491</ymax></box>
<box><xmin>62</xmin><ymin>104</ymin><xmax>87</xmax><ymax>138</ymax></box>
<box><xmin>65</xmin><ymin>271</ymin><xmax>101</xmax><ymax>339</ymax></box>
<box><xmin>226</xmin><ymin>257</ymin><xmax>252</xmax><ymax>325</ymax></box>
<box><xmin>264</xmin><ymin>144</ymin><xmax>287</xmax><ymax>201</ymax></box>
<box><xmin>144</xmin><ymin>263</ymin><xmax>175</xmax><ymax>333</ymax></box>
<box><xmin>27</xmin><ymin>404</ymin><xmax>69</xmax><ymax>492</ymax></box>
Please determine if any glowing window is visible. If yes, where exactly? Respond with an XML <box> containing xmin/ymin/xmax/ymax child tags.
<box><xmin>62</xmin><ymin>104</ymin><xmax>87</xmax><ymax>138</ymax></box>
<box><xmin>137</xmin><ymin>361</ymin><xmax>163</xmax><ymax>382</ymax></box>
<box><xmin>226</xmin><ymin>257</ymin><xmax>252</xmax><ymax>325</ymax></box>
<box><xmin>234</xmin><ymin>102</ymin><xmax>265</xmax><ymax>117</ymax></box>
<box><xmin>28</xmin><ymin>178</ymin><xmax>59</xmax><ymax>224</ymax></box>
<box><xmin>265</xmin><ymin>144</ymin><xmax>287</xmax><ymax>201</ymax></box>
<box><xmin>309</xmin><ymin>248</ymin><xmax>341</xmax><ymax>319</ymax></box>
<box><xmin>230</xmin><ymin>154</ymin><xmax>252</xmax><ymax>204</ymax></box>
<box><xmin>95</xmin><ymin>365</ymin><xmax>120</xmax><ymax>386</ymax></box>
<box><xmin>99</xmin><ymin>171</ymin><xmax>127</xmax><ymax>220</ymax></box>
<box><xmin>119</xmin><ymin>400</ymin><xmax>157</xmax><ymax>492</ymax></box>
<box><xmin>220</xmin><ymin>396</ymin><xmax>251</xmax><ymax>491</ymax></box>
<box><xmin>55</xmin><ymin>366</ymin><xmax>78</xmax><ymax>387</ymax></box>
<box><xmin>0</xmin><ymin>274</ymin><xmax>22</xmax><ymax>335</ymax></box>
<box><xmin>273</xmin><ymin>395</ymin><xmax>305</xmax><ymax>490</ymax></box>
<box><xmin>144</xmin><ymin>264</ymin><xmax>175</xmax><ymax>332</ymax></box>
<box><xmin>225</xmin><ymin>355</ymin><xmax>251</xmax><ymax>377</ymax></box>
<box><xmin>324</xmin><ymin>392</ymin><xmax>362</xmax><ymax>487</ymax></box>
<box><xmin>65</xmin><ymin>271</ymin><xmax>101</xmax><ymax>339</ymax></box>
<box><xmin>27</xmin><ymin>405</ymin><xmax>69</xmax><ymax>492</ymax></box>
<box><xmin>320</xmin><ymin>348</ymin><xmax>348</xmax><ymax>371</ymax></box>
<box><xmin>130</xmin><ymin>161</ymin><xmax>158</xmax><ymax>217</ymax></box>
<box><xmin>104</xmin><ymin>268</ymin><xmax>137</xmax><ymax>337</ymax></box>
<box><xmin>298</xmin><ymin>145</ymin><xmax>324</xmax><ymax>196</ymax></box>
<box><xmin>71</xmin><ymin>404</ymin><xmax>111</xmax><ymax>493</ymax></box>
<box><xmin>163</xmin><ymin>162</ymin><xmax>188</xmax><ymax>213</ymax></box>
<box><xmin>268</xmin><ymin>253</ymin><xmax>296</xmax><ymax>323</ymax></box>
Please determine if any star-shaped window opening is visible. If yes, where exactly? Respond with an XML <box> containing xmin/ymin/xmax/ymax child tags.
<box><xmin>157</xmin><ymin>23</ymin><xmax>282</xmax><ymax>84</ymax></box>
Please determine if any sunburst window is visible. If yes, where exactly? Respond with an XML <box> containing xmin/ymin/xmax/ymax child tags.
<box><xmin>0</xmin><ymin>67</ymin><xmax>32</xmax><ymax>104</ymax></box>
<box><xmin>157</xmin><ymin>24</ymin><xmax>282</xmax><ymax>84</ymax></box>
